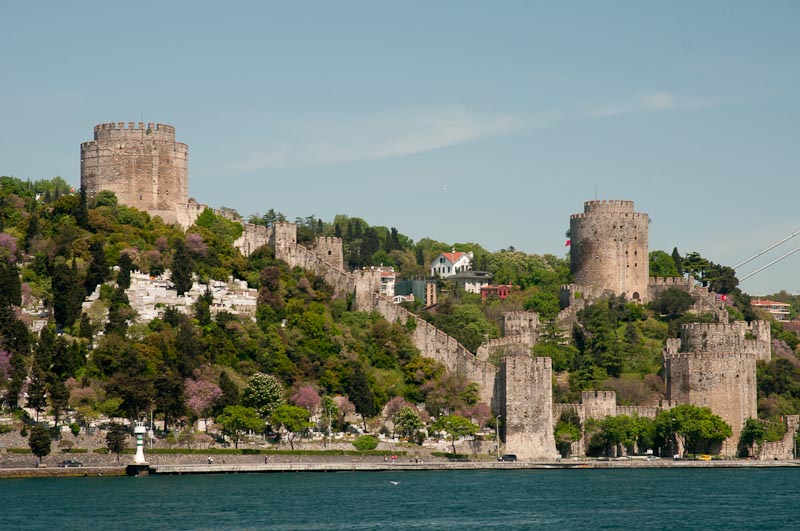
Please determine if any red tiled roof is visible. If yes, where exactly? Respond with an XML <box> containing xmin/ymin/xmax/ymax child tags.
<box><xmin>441</xmin><ymin>252</ymin><xmax>467</xmax><ymax>263</ymax></box>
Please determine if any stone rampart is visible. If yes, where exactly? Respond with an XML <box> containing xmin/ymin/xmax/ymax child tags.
<box><xmin>310</xmin><ymin>237</ymin><xmax>344</xmax><ymax>270</ymax></box>
<box><xmin>560</xmin><ymin>283</ymin><xmax>616</xmax><ymax>312</ymax></box>
<box><xmin>676</xmin><ymin>321</ymin><xmax>771</xmax><ymax>362</ymax></box>
<box><xmin>760</xmin><ymin>416</ymin><xmax>799</xmax><ymax>461</ymax></box>
<box><xmin>233</xmin><ymin>223</ymin><xmax>273</xmax><ymax>257</ymax></box>
<box><xmin>503</xmin><ymin>311</ymin><xmax>540</xmax><ymax>337</ymax></box>
<box><xmin>498</xmin><ymin>356</ymin><xmax>556</xmax><ymax>460</ymax></box>
<box><xmin>616</xmin><ymin>406</ymin><xmax>659</xmax><ymax>419</ymax></box>
<box><xmin>475</xmin><ymin>337</ymin><xmax>531</xmax><ymax>362</ymax></box>
<box><xmin>581</xmin><ymin>391</ymin><xmax>617</xmax><ymax>421</ymax></box>
<box><xmin>374</xmin><ymin>298</ymin><xmax>496</xmax><ymax>405</ymax></box>
<box><xmin>664</xmin><ymin>337</ymin><xmax>759</xmax><ymax>451</ymax></box>
<box><xmin>648</xmin><ymin>277</ymin><xmax>728</xmax><ymax>323</ymax></box>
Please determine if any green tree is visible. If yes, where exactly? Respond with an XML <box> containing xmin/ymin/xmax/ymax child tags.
<box><xmin>105</xmin><ymin>423</ymin><xmax>128</xmax><ymax>463</ymax></box>
<box><xmin>343</xmin><ymin>363</ymin><xmax>376</xmax><ymax>421</ymax></box>
<box><xmin>0</xmin><ymin>260</ymin><xmax>21</xmax><ymax>307</ymax></box>
<box><xmin>394</xmin><ymin>406</ymin><xmax>423</xmax><ymax>439</ymax></box>
<box><xmin>432</xmin><ymin>414</ymin><xmax>478</xmax><ymax>454</ymax></box>
<box><xmin>554</xmin><ymin>408</ymin><xmax>582</xmax><ymax>457</ymax></box>
<box><xmin>216</xmin><ymin>405</ymin><xmax>265</xmax><ymax>448</ymax></box>
<box><xmin>85</xmin><ymin>239</ymin><xmax>108</xmax><ymax>296</ymax></box>
<box><xmin>26</xmin><ymin>362</ymin><xmax>48</xmax><ymax>421</ymax></box>
<box><xmin>671</xmin><ymin>247</ymin><xmax>683</xmax><ymax>275</ymax></box>
<box><xmin>116</xmin><ymin>252</ymin><xmax>134</xmax><ymax>290</ymax></box>
<box><xmin>655</xmin><ymin>404</ymin><xmax>732</xmax><ymax>456</ymax></box>
<box><xmin>270</xmin><ymin>404</ymin><xmax>313</xmax><ymax>449</ymax></box>
<box><xmin>242</xmin><ymin>372</ymin><xmax>285</xmax><ymax>420</ymax></box>
<box><xmin>171</xmin><ymin>238</ymin><xmax>193</xmax><ymax>296</ymax></box>
<box><xmin>52</xmin><ymin>260</ymin><xmax>83</xmax><ymax>330</ymax></box>
<box><xmin>28</xmin><ymin>425</ymin><xmax>52</xmax><ymax>463</ymax></box>
<box><xmin>531</xmin><ymin>319</ymin><xmax>578</xmax><ymax>372</ymax></box>
<box><xmin>649</xmin><ymin>250</ymin><xmax>680</xmax><ymax>278</ymax></box>
<box><xmin>649</xmin><ymin>288</ymin><xmax>695</xmax><ymax>319</ymax></box>
<box><xmin>738</xmin><ymin>418</ymin><xmax>766</xmax><ymax>457</ymax></box>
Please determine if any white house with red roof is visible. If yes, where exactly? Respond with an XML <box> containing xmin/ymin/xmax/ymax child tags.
<box><xmin>430</xmin><ymin>250</ymin><xmax>473</xmax><ymax>278</ymax></box>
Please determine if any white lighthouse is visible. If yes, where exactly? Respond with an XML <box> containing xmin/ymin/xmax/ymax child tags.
<box><xmin>133</xmin><ymin>421</ymin><xmax>148</xmax><ymax>464</ymax></box>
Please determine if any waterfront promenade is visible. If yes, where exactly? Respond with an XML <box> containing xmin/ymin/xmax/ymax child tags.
<box><xmin>2</xmin><ymin>458</ymin><xmax>799</xmax><ymax>479</ymax></box>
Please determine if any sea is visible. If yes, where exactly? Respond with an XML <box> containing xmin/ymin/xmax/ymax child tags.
<box><xmin>1</xmin><ymin>468</ymin><xmax>799</xmax><ymax>530</ymax></box>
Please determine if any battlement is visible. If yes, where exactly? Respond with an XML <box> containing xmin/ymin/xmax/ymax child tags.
<box><xmin>583</xmin><ymin>199</ymin><xmax>634</xmax><ymax>212</ymax></box>
<box><xmin>663</xmin><ymin>350</ymin><xmax>762</xmax><ymax>361</ymax></box>
<box><xmin>581</xmin><ymin>390</ymin><xmax>616</xmax><ymax>401</ymax></box>
<box><xmin>679</xmin><ymin>321</ymin><xmax>769</xmax><ymax>335</ymax></box>
<box><xmin>90</xmin><ymin>121</ymin><xmax>177</xmax><ymax>142</ymax></box>
<box><xmin>569</xmin><ymin>211</ymin><xmax>649</xmax><ymax>222</ymax></box>
<box><xmin>94</xmin><ymin>122</ymin><xmax>175</xmax><ymax>134</ymax></box>
<box><xmin>648</xmin><ymin>277</ymin><xmax>693</xmax><ymax>286</ymax></box>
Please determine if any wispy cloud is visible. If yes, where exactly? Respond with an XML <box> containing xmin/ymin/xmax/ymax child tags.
<box><xmin>588</xmin><ymin>91</ymin><xmax>710</xmax><ymax>117</ymax></box>
<box><xmin>228</xmin><ymin>107</ymin><xmax>519</xmax><ymax>171</ymax></box>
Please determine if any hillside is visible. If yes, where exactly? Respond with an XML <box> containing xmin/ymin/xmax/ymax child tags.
<box><xmin>2</xmin><ymin>175</ymin><xmax>800</xmax><ymax>454</ymax></box>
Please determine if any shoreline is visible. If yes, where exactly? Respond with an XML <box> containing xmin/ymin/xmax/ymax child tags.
<box><xmin>2</xmin><ymin>459</ymin><xmax>800</xmax><ymax>479</ymax></box>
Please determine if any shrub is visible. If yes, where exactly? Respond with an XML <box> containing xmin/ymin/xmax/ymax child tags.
<box><xmin>351</xmin><ymin>435</ymin><xmax>379</xmax><ymax>451</ymax></box>
<box><xmin>70</xmin><ymin>423</ymin><xmax>80</xmax><ymax>437</ymax></box>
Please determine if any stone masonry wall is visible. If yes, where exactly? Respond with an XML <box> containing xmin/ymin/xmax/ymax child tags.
<box><xmin>310</xmin><ymin>237</ymin><xmax>344</xmax><ymax>271</ymax></box>
<box><xmin>663</xmin><ymin>322</ymin><xmax>769</xmax><ymax>452</ymax></box>
<box><xmin>498</xmin><ymin>356</ymin><xmax>556</xmax><ymax>460</ymax></box>
<box><xmin>678</xmin><ymin>321</ymin><xmax>771</xmax><ymax>362</ymax></box>
<box><xmin>233</xmin><ymin>223</ymin><xmax>273</xmax><ymax>257</ymax></box>
<box><xmin>374</xmin><ymin>298</ymin><xmax>497</xmax><ymax>406</ymax></box>
<box><xmin>81</xmin><ymin>122</ymin><xmax>189</xmax><ymax>226</ymax></box>
<box><xmin>475</xmin><ymin>337</ymin><xmax>531</xmax><ymax>362</ymax></box>
<box><xmin>760</xmin><ymin>415</ymin><xmax>799</xmax><ymax>461</ymax></box>
<box><xmin>569</xmin><ymin>200</ymin><xmax>649</xmax><ymax>303</ymax></box>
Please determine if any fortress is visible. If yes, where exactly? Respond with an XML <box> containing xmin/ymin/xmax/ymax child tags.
<box><xmin>79</xmin><ymin>123</ymin><xmax>789</xmax><ymax>459</ymax></box>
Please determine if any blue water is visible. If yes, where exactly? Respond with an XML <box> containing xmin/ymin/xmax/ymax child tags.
<box><xmin>1</xmin><ymin>469</ymin><xmax>799</xmax><ymax>530</ymax></box>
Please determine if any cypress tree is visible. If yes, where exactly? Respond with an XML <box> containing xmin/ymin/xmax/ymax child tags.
<box><xmin>85</xmin><ymin>240</ymin><xmax>108</xmax><ymax>295</ymax></box>
<box><xmin>171</xmin><ymin>238</ymin><xmax>193</xmax><ymax>296</ymax></box>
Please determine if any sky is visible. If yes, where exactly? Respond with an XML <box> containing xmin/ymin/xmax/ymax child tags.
<box><xmin>2</xmin><ymin>1</ymin><xmax>799</xmax><ymax>296</ymax></box>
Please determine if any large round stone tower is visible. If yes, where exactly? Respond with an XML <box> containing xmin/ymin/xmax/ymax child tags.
<box><xmin>569</xmin><ymin>200</ymin><xmax>649</xmax><ymax>302</ymax></box>
<box><xmin>81</xmin><ymin>122</ymin><xmax>189</xmax><ymax>225</ymax></box>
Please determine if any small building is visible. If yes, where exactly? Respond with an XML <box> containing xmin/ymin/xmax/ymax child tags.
<box><xmin>395</xmin><ymin>279</ymin><xmax>437</xmax><ymax>307</ymax></box>
<box><xmin>481</xmin><ymin>284</ymin><xmax>514</xmax><ymax>302</ymax></box>
<box><xmin>450</xmin><ymin>270</ymin><xmax>493</xmax><ymax>294</ymax></box>
<box><xmin>379</xmin><ymin>268</ymin><xmax>396</xmax><ymax>298</ymax></box>
<box><xmin>752</xmin><ymin>299</ymin><xmax>791</xmax><ymax>321</ymax></box>
<box><xmin>430</xmin><ymin>250</ymin><xmax>473</xmax><ymax>278</ymax></box>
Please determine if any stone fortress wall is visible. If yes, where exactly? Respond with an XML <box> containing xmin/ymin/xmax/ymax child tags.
<box><xmin>476</xmin><ymin>311</ymin><xmax>540</xmax><ymax>362</ymax></box>
<box><xmin>81</xmin><ymin>122</ymin><xmax>194</xmax><ymax>227</ymax></box>
<box><xmin>648</xmin><ymin>276</ymin><xmax>729</xmax><ymax>323</ymax></box>
<box><xmin>664</xmin><ymin>321</ymin><xmax>769</xmax><ymax>449</ymax></box>
<box><xmin>569</xmin><ymin>200</ymin><xmax>649</xmax><ymax>303</ymax></box>
<box><xmin>497</xmin><ymin>356</ymin><xmax>556</xmax><ymax>460</ymax></box>
<box><xmin>79</xmin><ymin>123</ymin><xmax>792</xmax><ymax>459</ymax></box>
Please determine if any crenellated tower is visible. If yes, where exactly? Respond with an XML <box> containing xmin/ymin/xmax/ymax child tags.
<box><xmin>663</xmin><ymin>321</ymin><xmax>771</xmax><ymax>452</ymax></box>
<box><xmin>81</xmin><ymin>122</ymin><xmax>190</xmax><ymax>226</ymax></box>
<box><xmin>570</xmin><ymin>200</ymin><xmax>649</xmax><ymax>302</ymax></box>
<box><xmin>497</xmin><ymin>356</ymin><xmax>557</xmax><ymax>460</ymax></box>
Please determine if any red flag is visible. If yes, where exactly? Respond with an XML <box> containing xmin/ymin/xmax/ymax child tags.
<box><xmin>565</xmin><ymin>239</ymin><xmax>571</xmax><ymax>247</ymax></box>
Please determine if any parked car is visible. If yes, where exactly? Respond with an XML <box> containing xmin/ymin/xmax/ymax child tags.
<box><xmin>58</xmin><ymin>460</ymin><xmax>83</xmax><ymax>468</ymax></box>
<box><xmin>499</xmin><ymin>454</ymin><xmax>517</xmax><ymax>462</ymax></box>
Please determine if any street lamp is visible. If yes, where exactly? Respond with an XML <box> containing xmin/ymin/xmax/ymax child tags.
<box><xmin>495</xmin><ymin>415</ymin><xmax>502</xmax><ymax>460</ymax></box>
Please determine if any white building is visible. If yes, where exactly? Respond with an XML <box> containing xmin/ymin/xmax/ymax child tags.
<box><xmin>450</xmin><ymin>270</ymin><xmax>493</xmax><ymax>294</ymax></box>
<box><xmin>430</xmin><ymin>251</ymin><xmax>473</xmax><ymax>278</ymax></box>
